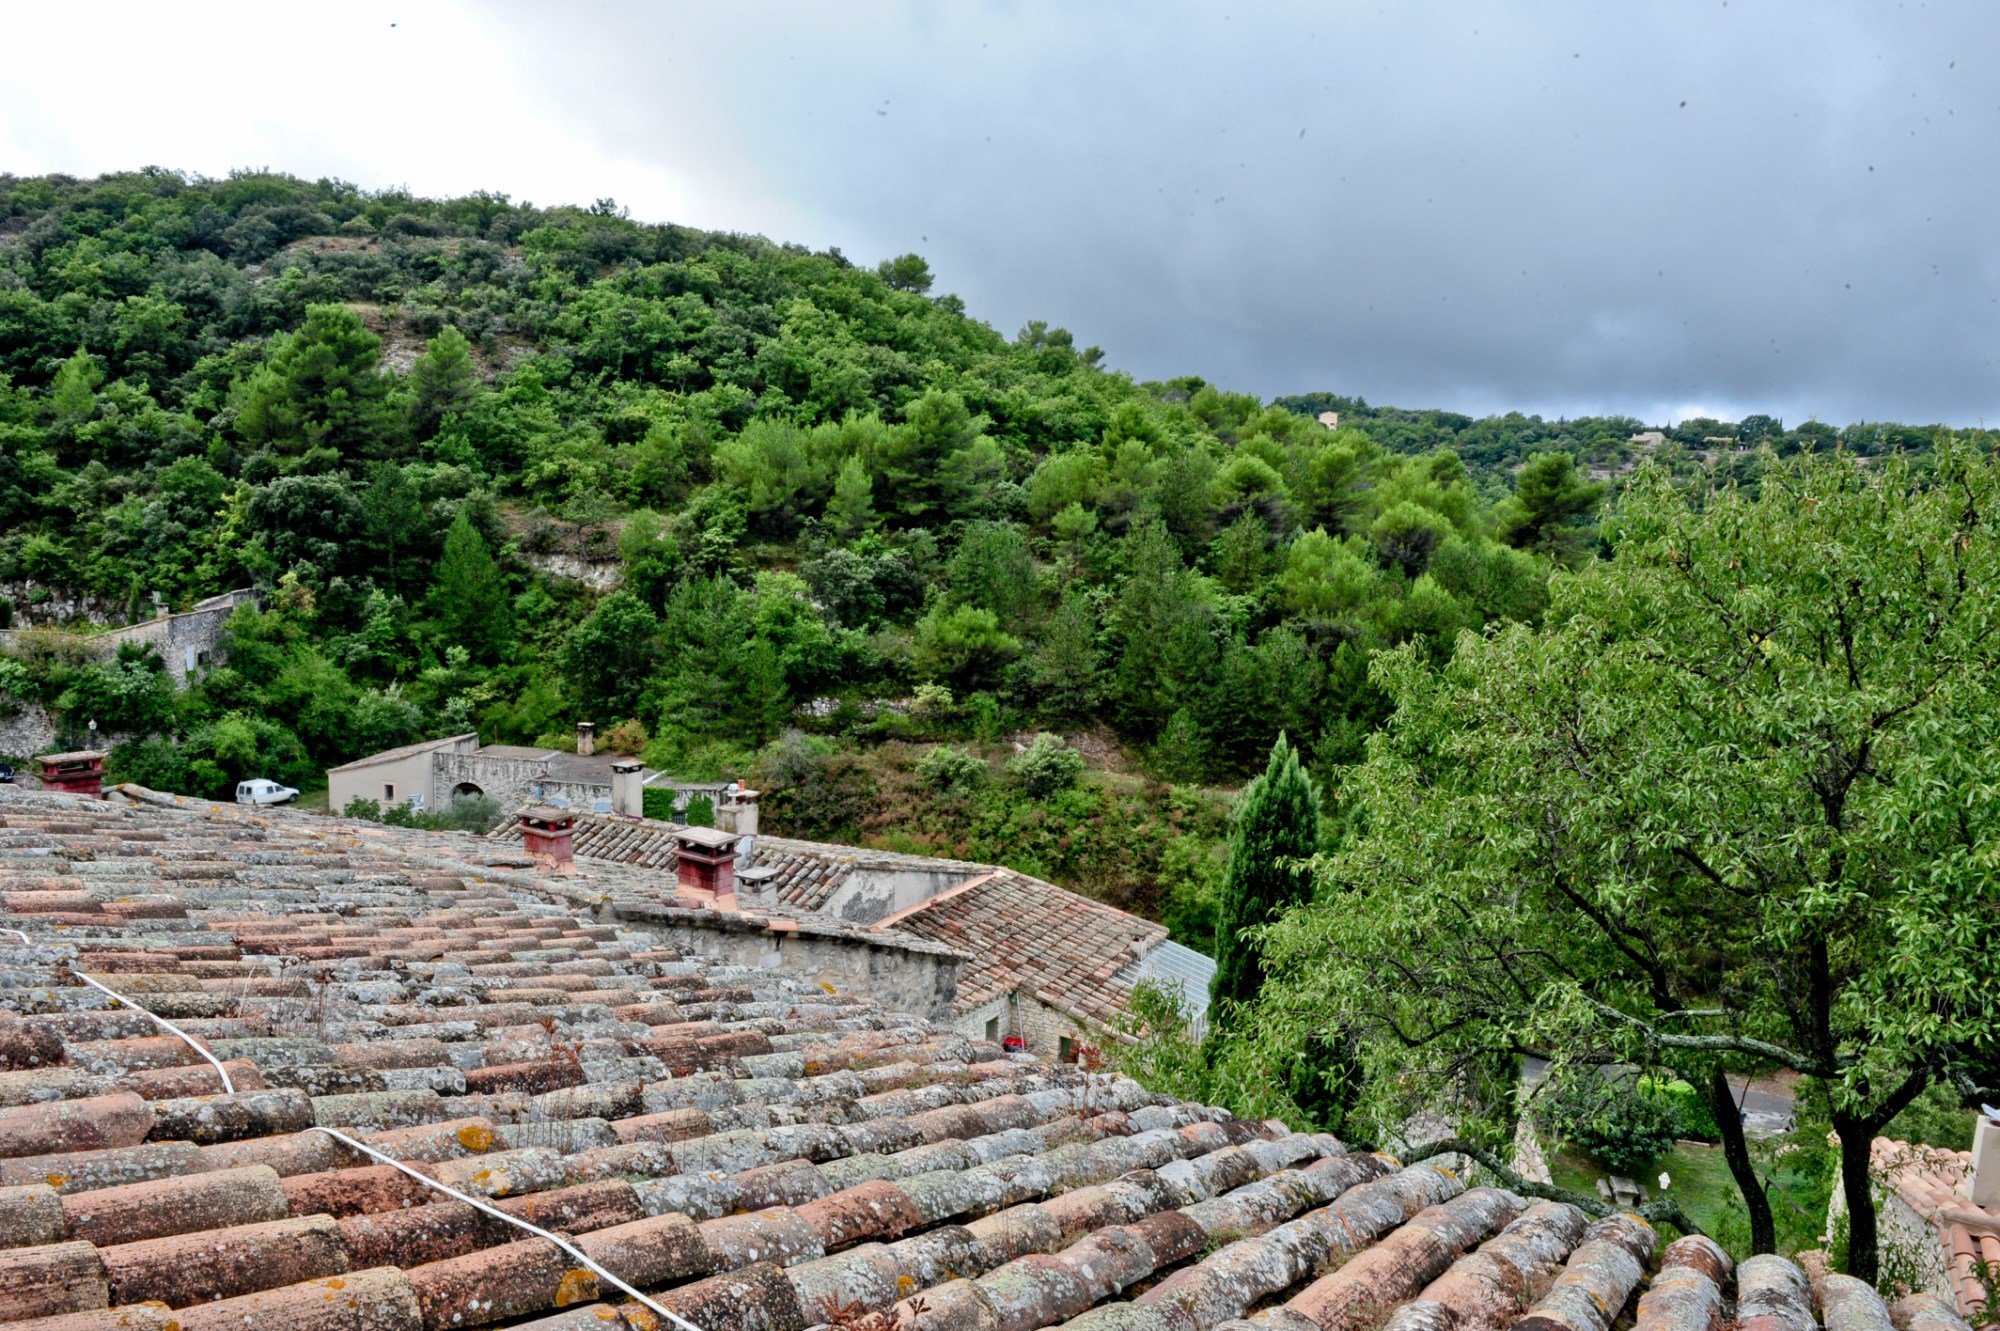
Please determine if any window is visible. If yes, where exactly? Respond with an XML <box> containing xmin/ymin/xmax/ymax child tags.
<box><xmin>1058</xmin><ymin>1036</ymin><xmax>1074</xmax><ymax>1063</ymax></box>
<box><xmin>384</xmin><ymin>784</ymin><xmax>395</xmax><ymax>802</ymax></box>
<box><xmin>984</xmin><ymin>1017</ymin><xmax>1000</xmax><ymax>1043</ymax></box>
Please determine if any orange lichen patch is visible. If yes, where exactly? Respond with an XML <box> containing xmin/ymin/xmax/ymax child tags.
<box><xmin>555</xmin><ymin>1267</ymin><xmax>600</xmax><ymax>1306</ymax></box>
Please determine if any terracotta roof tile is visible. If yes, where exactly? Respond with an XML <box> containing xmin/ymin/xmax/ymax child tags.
<box><xmin>0</xmin><ymin>784</ymin><xmax>1838</xmax><ymax>1331</ymax></box>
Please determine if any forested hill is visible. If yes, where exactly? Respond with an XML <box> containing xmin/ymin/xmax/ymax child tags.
<box><xmin>0</xmin><ymin>168</ymin><xmax>1965</xmax><ymax>931</ymax></box>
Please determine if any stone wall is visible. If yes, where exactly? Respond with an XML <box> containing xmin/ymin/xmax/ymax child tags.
<box><xmin>433</xmin><ymin>752</ymin><xmax>610</xmax><ymax>814</ymax></box>
<box><xmin>608</xmin><ymin>900</ymin><xmax>964</xmax><ymax>1023</ymax></box>
<box><xmin>0</xmin><ymin>589</ymin><xmax>256</xmax><ymax>685</ymax></box>
<box><xmin>0</xmin><ymin>705</ymin><xmax>61</xmax><ymax>761</ymax></box>
<box><xmin>948</xmin><ymin>989</ymin><xmax>1090</xmax><ymax>1060</ymax></box>
<box><xmin>823</xmin><ymin>864</ymin><xmax>985</xmax><ymax>925</ymax></box>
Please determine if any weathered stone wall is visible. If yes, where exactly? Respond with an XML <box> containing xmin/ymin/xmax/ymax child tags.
<box><xmin>824</xmin><ymin>865</ymin><xmax>983</xmax><ymax>925</ymax></box>
<box><xmin>433</xmin><ymin>752</ymin><xmax>611</xmax><ymax>813</ymax></box>
<box><xmin>0</xmin><ymin>589</ymin><xmax>255</xmax><ymax>685</ymax></box>
<box><xmin>609</xmin><ymin>901</ymin><xmax>964</xmax><ymax>1022</ymax></box>
<box><xmin>0</xmin><ymin>705</ymin><xmax>61</xmax><ymax>761</ymax></box>
<box><xmin>948</xmin><ymin>989</ymin><xmax>1089</xmax><ymax>1059</ymax></box>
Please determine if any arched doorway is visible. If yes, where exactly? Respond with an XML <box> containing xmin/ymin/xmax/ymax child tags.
<box><xmin>452</xmin><ymin>782</ymin><xmax>484</xmax><ymax>800</ymax></box>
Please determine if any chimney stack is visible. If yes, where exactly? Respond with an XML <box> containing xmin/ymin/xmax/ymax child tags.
<box><xmin>724</xmin><ymin>784</ymin><xmax>760</xmax><ymax>837</ymax></box>
<box><xmin>35</xmin><ymin>751</ymin><xmax>106</xmax><ymax>799</ymax></box>
<box><xmin>576</xmin><ymin>721</ymin><xmax>595</xmax><ymax>758</ymax></box>
<box><xmin>611</xmin><ymin>759</ymin><xmax>644</xmax><ymax>818</ymax></box>
<box><xmin>1973</xmin><ymin>1110</ymin><xmax>2000</xmax><ymax>1206</ymax></box>
<box><xmin>519</xmin><ymin>806</ymin><xmax>576</xmax><ymax>867</ymax></box>
<box><xmin>672</xmin><ymin>826</ymin><xmax>743</xmax><ymax>909</ymax></box>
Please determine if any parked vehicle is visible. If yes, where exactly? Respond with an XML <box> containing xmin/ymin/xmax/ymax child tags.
<box><xmin>235</xmin><ymin>778</ymin><xmax>299</xmax><ymax>806</ymax></box>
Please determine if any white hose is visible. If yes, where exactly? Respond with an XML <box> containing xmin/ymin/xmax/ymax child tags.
<box><xmin>0</xmin><ymin>924</ymin><xmax>702</xmax><ymax>1331</ymax></box>
<box><xmin>303</xmin><ymin>1125</ymin><xmax>702</xmax><ymax>1331</ymax></box>
<box><xmin>0</xmin><ymin>925</ymin><xmax>238</xmax><ymax>1094</ymax></box>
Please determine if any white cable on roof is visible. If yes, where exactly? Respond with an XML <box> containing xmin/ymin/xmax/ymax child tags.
<box><xmin>0</xmin><ymin>925</ymin><xmax>238</xmax><ymax>1095</ymax></box>
<box><xmin>0</xmin><ymin>924</ymin><xmax>703</xmax><ymax>1330</ymax></box>
<box><xmin>303</xmin><ymin>1125</ymin><xmax>702</xmax><ymax>1331</ymax></box>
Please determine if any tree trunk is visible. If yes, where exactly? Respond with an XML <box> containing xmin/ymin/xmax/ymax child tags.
<box><xmin>1832</xmin><ymin>1110</ymin><xmax>1879</xmax><ymax>1284</ymax></box>
<box><xmin>1707</xmin><ymin>1069</ymin><xmax>1775</xmax><ymax>1253</ymax></box>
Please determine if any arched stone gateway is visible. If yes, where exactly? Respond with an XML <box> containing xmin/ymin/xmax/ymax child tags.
<box><xmin>452</xmin><ymin>781</ymin><xmax>484</xmax><ymax>800</ymax></box>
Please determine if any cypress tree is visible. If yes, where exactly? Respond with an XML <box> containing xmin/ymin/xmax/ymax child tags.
<box><xmin>1209</xmin><ymin>732</ymin><xmax>1319</xmax><ymax>1018</ymax></box>
<box><xmin>431</xmin><ymin>512</ymin><xmax>511</xmax><ymax>662</ymax></box>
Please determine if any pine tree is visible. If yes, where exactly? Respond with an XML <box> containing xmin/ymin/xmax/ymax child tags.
<box><xmin>826</xmin><ymin>454</ymin><xmax>876</xmax><ymax>539</ymax></box>
<box><xmin>1209</xmin><ymin>733</ymin><xmax>1318</xmax><ymax>1018</ymax></box>
<box><xmin>430</xmin><ymin>512</ymin><xmax>511</xmax><ymax>662</ymax></box>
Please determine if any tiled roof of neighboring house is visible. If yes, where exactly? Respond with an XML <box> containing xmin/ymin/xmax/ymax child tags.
<box><xmin>876</xmin><ymin>868</ymin><xmax>1171</xmax><ymax>1030</ymax></box>
<box><xmin>489</xmin><ymin>813</ymin><xmax>993</xmax><ymax>914</ymax></box>
<box><xmin>1874</xmin><ymin>1134</ymin><xmax>2000</xmax><ymax>1322</ymax></box>
<box><xmin>1114</xmin><ymin>939</ymin><xmax>1219</xmax><ymax>1026</ymax></box>
<box><xmin>0</xmin><ymin>784</ymin><xmax>1878</xmax><ymax>1331</ymax></box>
<box><xmin>325</xmin><ymin>732</ymin><xmax>477</xmax><ymax>772</ymax></box>
<box><xmin>494</xmin><ymin>814</ymin><xmax>1197</xmax><ymax>1035</ymax></box>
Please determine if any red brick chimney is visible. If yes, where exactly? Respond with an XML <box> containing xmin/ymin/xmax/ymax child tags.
<box><xmin>673</xmin><ymin>826</ymin><xmax>742</xmax><ymax>908</ymax></box>
<box><xmin>35</xmin><ymin>751</ymin><xmax>105</xmax><ymax>799</ymax></box>
<box><xmin>520</xmin><ymin>806</ymin><xmax>576</xmax><ymax>866</ymax></box>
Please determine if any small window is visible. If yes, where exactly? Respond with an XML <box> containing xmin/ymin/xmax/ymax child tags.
<box><xmin>1058</xmin><ymin>1036</ymin><xmax>1074</xmax><ymax>1063</ymax></box>
<box><xmin>984</xmin><ymin>1017</ymin><xmax>1000</xmax><ymax>1043</ymax></box>
<box><xmin>384</xmin><ymin>783</ymin><xmax>395</xmax><ymax>802</ymax></box>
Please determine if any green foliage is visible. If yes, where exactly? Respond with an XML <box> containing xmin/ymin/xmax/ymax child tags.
<box><xmin>1638</xmin><ymin>1076</ymin><xmax>1723</xmax><ymax>1142</ymax></box>
<box><xmin>1255</xmin><ymin>441</ymin><xmax>2000</xmax><ymax>1281</ymax></box>
<box><xmin>756</xmin><ymin>734</ymin><xmax>880</xmax><ymax>842</ymax></box>
<box><xmin>1005</xmin><ymin>732</ymin><xmax>1084</xmax><ymax>798</ymax></box>
<box><xmin>1209</xmin><ymin>734</ymin><xmax>1317</xmax><ymax>1017</ymax></box>
<box><xmin>915</xmin><ymin>744</ymin><xmax>988</xmax><ymax>797</ymax></box>
<box><xmin>429</xmin><ymin>512</ymin><xmax>510</xmax><ymax>661</ymax></box>
<box><xmin>1531</xmin><ymin>1072</ymin><xmax>1681</xmax><ymax>1174</ymax></box>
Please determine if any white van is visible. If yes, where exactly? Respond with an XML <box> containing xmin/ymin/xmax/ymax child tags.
<box><xmin>235</xmin><ymin>778</ymin><xmax>300</xmax><ymax>806</ymax></box>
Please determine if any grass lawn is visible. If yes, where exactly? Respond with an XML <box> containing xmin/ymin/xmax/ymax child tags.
<box><xmin>1546</xmin><ymin>1140</ymin><xmax>1832</xmax><ymax>1259</ymax></box>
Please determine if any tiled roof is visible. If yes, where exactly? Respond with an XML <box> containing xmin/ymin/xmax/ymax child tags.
<box><xmin>1874</xmin><ymin>1135</ymin><xmax>2000</xmax><ymax>1322</ymax></box>
<box><xmin>489</xmin><ymin>814</ymin><xmax>993</xmax><ymax>914</ymax></box>
<box><xmin>878</xmin><ymin>868</ymin><xmax>1171</xmax><ymax>1031</ymax></box>
<box><xmin>327</xmin><ymin>733</ymin><xmax>478</xmax><ymax>773</ymax></box>
<box><xmin>0</xmin><ymin>785</ymin><xmax>1886</xmax><ymax>1331</ymax></box>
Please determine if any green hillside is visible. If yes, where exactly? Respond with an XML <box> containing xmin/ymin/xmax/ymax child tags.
<box><xmin>0</xmin><ymin>168</ymin><xmax>1963</xmax><ymax>937</ymax></box>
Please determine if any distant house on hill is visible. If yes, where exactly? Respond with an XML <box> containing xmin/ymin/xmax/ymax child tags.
<box><xmin>328</xmin><ymin>722</ymin><xmax>733</xmax><ymax>820</ymax></box>
<box><xmin>1317</xmin><ymin>410</ymin><xmax>1341</xmax><ymax>429</ymax></box>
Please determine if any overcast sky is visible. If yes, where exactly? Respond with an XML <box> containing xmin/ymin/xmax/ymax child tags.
<box><xmin>4</xmin><ymin>2</ymin><xmax>1995</xmax><ymax>426</ymax></box>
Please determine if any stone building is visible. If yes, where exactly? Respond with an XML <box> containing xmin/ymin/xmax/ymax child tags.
<box><xmin>328</xmin><ymin>723</ymin><xmax>712</xmax><ymax>818</ymax></box>
<box><xmin>488</xmin><ymin>811</ymin><xmax>1216</xmax><ymax>1058</ymax></box>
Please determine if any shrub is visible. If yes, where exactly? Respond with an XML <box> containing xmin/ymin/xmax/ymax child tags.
<box><xmin>642</xmin><ymin>787</ymin><xmax>678</xmax><ymax>822</ymax></box>
<box><xmin>1006</xmin><ymin>732</ymin><xmax>1085</xmax><ymax>798</ymax></box>
<box><xmin>602</xmin><ymin>718</ymin><xmax>649</xmax><ymax>756</ymax></box>
<box><xmin>916</xmin><ymin>744</ymin><xmax>987</xmax><ymax>797</ymax></box>
<box><xmin>757</xmin><ymin>734</ymin><xmax>880</xmax><ymax>841</ymax></box>
<box><xmin>1639</xmin><ymin>1075</ymin><xmax>1722</xmax><ymax>1142</ymax></box>
<box><xmin>1530</xmin><ymin>1071</ymin><xmax>1679</xmax><ymax>1174</ymax></box>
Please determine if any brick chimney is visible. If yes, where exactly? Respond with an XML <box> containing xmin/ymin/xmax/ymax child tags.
<box><xmin>35</xmin><ymin>751</ymin><xmax>105</xmax><ymax>799</ymax></box>
<box><xmin>519</xmin><ymin>806</ymin><xmax>576</xmax><ymax>866</ymax></box>
<box><xmin>575</xmin><ymin>721</ymin><xmax>595</xmax><ymax>758</ymax></box>
<box><xmin>611</xmin><ymin>759</ymin><xmax>644</xmax><ymax>818</ymax></box>
<box><xmin>673</xmin><ymin>826</ymin><xmax>742</xmax><ymax>908</ymax></box>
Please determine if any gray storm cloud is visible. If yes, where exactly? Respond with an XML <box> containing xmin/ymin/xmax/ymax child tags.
<box><xmin>7</xmin><ymin>1</ymin><xmax>1990</xmax><ymax>425</ymax></box>
<box><xmin>481</xmin><ymin>0</ymin><xmax>1997</xmax><ymax>425</ymax></box>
